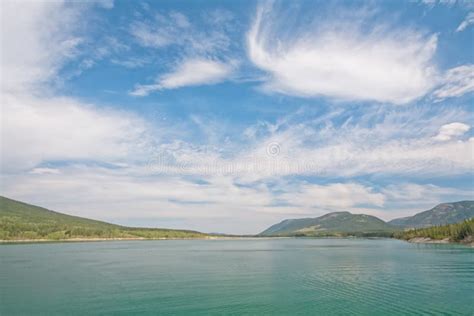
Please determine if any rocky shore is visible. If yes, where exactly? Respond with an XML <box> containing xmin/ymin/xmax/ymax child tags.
<box><xmin>408</xmin><ymin>236</ymin><xmax>474</xmax><ymax>247</ymax></box>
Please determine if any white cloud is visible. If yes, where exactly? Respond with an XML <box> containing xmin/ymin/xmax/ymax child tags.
<box><xmin>204</xmin><ymin>9</ymin><xmax>234</xmax><ymax>25</ymax></box>
<box><xmin>96</xmin><ymin>0</ymin><xmax>115</xmax><ymax>9</ymax></box>
<box><xmin>111</xmin><ymin>57</ymin><xmax>149</xmax><ymax>69</ymax></box>
<box><xmin>0</xmin><ymin>2</ymin><xmax>152</xmax><ymax>172</ymax></box>
<box><xmin>456</xmin><ymin>12</ymin><xmax>474</xmax><ymax>32</ymax></box>
<box><xmin>0</xmin><ymin>165</ymin><xmax>387</xmax><ymax>234</ymax></box>
<box><xmin>383</xmin><ymin>183</ymin><xmax>473</xmax><ymax>205</ymax></box>
<box><xmin>29</xmin><ymin>168</ymin><xmax>60</xmax><ymax>175</ymax></box>
<box><xmin>169</xmin><ymin>11</ymin><xmax>191</xmax><ymax>28</ymax></box>
<box><xmin>129</xmin><ymin>21</ymin><xmax>174</xmax><ymax>48</ymax></box>
<box><xmin>433</xmin><ymin>65</ymin><xmax>474</xmax><ymax>100</ymax></box>
<box><xmin>1</xmin><ymin>167</ymin><xmax>278</xmax><ymax>234</ymax></box>
<box><xmin>421</xmin><ymin>0</ymin><xmax>437</xmax><ymax>5</ymax></box>
<box><xmin>128</xmin><ymin>10</ymin><xmax>236</xmax><ymax>95</ymax></box>
<box><xmin>279</xmin><ymin>182</ymin><xmax>385</xmax><ymax>210</ymax></box>
<box><xmin>1</xmin><ymin>0</ymin><xmax>472</xmax><ymax>235</ymax></box>
<box><xmin>419</xmin><ymin>0</ymin><xmax>458</xmax><ymax>7</ymax></box>
<box><xmin>0</xmin><ymin>1</ymin><xmax>124</xmax><ymax>90</ymax></box>
<box><xmin>380</xmin><ymin>183</ymin><xmax>474</xmax><ymax>219</ymax></box>
<box><xmin>1</xmin><ymin>92</ymin><xmax>150</xmax><ymax>171</ymax></box>
<box><xmin>433</xmin><ymin>122</ymin><xmax>470</xmax><ymax>141</ymax></box>
<box><xmin>0</xmin><ymin>1</ymin><xmax>84</xmax><ymax>93</ymax></box>
<box><xmin>130</xmin><ymin>11</ymin><xmax>231</xmax><ymax>54</ymax></box>
<box><xmin>247</xmin><ymin>3</ymin><xmax>439</xmax><ymax>104</ymax></box>
<box><xmin>130</xmin><ymin>59</ymin><xmax>235</xmax><ymax>96</ymax></box>
<box><xmin>4</xmin><ymin>163</ymin><xmax>472</xmax><ymax>233</ymax></box>
<box><xmin>146</xmin><ymin>106</ymin><xmax>473</xmax><ymax>179</ymax></box>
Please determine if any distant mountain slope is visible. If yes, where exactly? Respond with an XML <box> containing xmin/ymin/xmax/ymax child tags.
<box><xmin>0</xmin><ymin>196</ymin><xmax>207</xmax><ymax>240</ymax></box>
<box><xmin>260</xmin><ymin>212</ymin><xmax>394</xmax><ymax>236</ymax></box>
<box><xmin>389</xmin><ymin>201</ymin><xmax>474</xmax><ymax>228</ymax></box>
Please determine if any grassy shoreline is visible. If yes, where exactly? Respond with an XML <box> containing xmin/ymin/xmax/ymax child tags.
<box><xmin>0</xmin><ymin>236</ymin><xmax>214</xmax><ymax>244</ymax></box>
<box><xmin>0</xmin><ymin>236</ymin><xmax>290</xmax><ymax>244</ymax></box>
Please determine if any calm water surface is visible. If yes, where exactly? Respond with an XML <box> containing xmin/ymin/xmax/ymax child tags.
<box><xmin>1</xmin><ymin>238</ymin><xmax>473</xmax><ymax>315</ymax></box>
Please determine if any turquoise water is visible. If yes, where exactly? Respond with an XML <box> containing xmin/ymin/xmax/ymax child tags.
<box><xmin>1</xmin><ymin>238</ymin><xmax>473</xmax><ymax>315</ymax></box>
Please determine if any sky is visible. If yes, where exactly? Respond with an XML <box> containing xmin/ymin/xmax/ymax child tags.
<box><xmin>1</xmin><ymin>0</ymin><xmax>473</xmax><ymax>234</ymax></box>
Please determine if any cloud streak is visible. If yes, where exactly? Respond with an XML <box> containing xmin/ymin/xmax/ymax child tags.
<box><xmin>131</xmin><ymin>59</ymin><xmax>235</xmax><ymax>96</ymax></box>
<box><xmin>456</xmin><ymin>12</ymin><xmax>474</xmax><ymax>32</ymax></box>
<box><xmin>128</xmin><ymin>9</ymin><xmax>238</xmax><ymax>95</ymax></box>
<box><xmin>433</xmin><ymin>65</ymin><xmax>474</xmax><ymax>100</ymax></box>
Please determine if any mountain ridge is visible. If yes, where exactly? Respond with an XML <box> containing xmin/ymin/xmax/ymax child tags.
<box><xmin>260</xmin><ymin>211</ymin><xmax>394</xmax><ymax>237</ymax></box>
<box><xmin>260</xmin><ymin>201</ymin><xmax>474</xmax><ymax>236</ymax></box>
<box><xmin>2</xmin><ymin>196</ymin><xmax>474</xmax><ymax>240</ymax></box>
<box><xmin>388</xmin><ymin>201</ymin><xmax>474</xmax><ymax>228</ymax></box>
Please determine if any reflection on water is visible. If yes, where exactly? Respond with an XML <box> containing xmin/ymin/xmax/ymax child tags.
<box><xmin>1</xmin><ymin>238</ymin><xmax>473</xmax><ymax>315</ymax></box>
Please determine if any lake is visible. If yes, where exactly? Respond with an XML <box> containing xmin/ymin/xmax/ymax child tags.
<box><xmin>1</xmin><ymin>238</ymin><xmax>473</xmax><ymax>315</ymax></box>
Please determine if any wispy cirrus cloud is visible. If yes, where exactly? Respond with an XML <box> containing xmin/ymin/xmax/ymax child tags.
<box><xmin>0</xmin><ymin>1</ymin><xmax>84</xmax><ymax>93</ymax></box>
<box><xmin>130</xmin><ymin>12</ymin><xmax>192</xmax><ymax>49</ymax></box>
<box><xmin>433</xmin><ymin>65</ymin><xmax>474</xmax><ymax>100</ymax></box>
<box><xmin>142</xmin><ymin>104</ymin><xmax>473</xmax><ymax>180</ymax></box>
<box><xmin>1</xmin><ymin>92</ymin><xmax>151</xmax><ymax>172</ymax></box>
<box><xmin>456</xmin><ymin>12</ymin><xmax>474</xmax><ymax>32</ymax></box>
<box><xmin>1</xmin><ymin>1</ymin><xmax>152</xmax><ymax>172</ymax></box>
<box><xmin>247</xmin><ymin>3</ymin><xmax>439</xmax><ymax>104</ymax></box>
<box><xmin>3</xmin><ymin>164</ymin><xmax>472</xmax><ymax>233</ymax></box>
<box><xmin>2</xmin><ymin>0</ymin><xmax>473</xmax><ymax>234</ymax></box>
<box><xmin>110</xmin><ymin>56</ymin><xmax>150</xmax><ymax>69</ymax></box>
<box><xmin>382</xmin><ymin>183</ymin><xmax>473</xmax><ymax>207</ymax></box>
<box><xmin>130</xmin><ymin>9</ymin><xmax>233</xmax><ymax>54</ymax></box>
<box><xmin>278</xmin><ymin>182</ymin><xmax>385</xmax><ymax>209</ymax></box>
<box><xmin>0</xmin><ymin>0</ymin><xmax>121</xmax><ymax>92</ymax></box>
<box><xmin>128</xmin><ymin>9</ymin><xmax>237</xmax><ymax>95</ymax></box>
<box><xmin>130</xmin><ymin>59</ymin><xmax>236</xmax><ymax>96</ymax></box>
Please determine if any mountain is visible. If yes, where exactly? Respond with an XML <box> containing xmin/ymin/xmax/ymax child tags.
<box><xmin>0</xmin><ymin>196</ymin><xmax>207</xmax><ymax>241</ymax></box>
<box><xmin>259</xmin><ymin>212</ymin><xmax>394</xmax><ymax>237</ymax></box>
<box><xmin>389</xmin><ymin>201</ymin><xmax>474</xmax><ymax>228</ymax></box>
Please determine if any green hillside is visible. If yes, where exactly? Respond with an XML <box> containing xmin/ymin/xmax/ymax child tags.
<box><xmin>0</xmin><ymin>196</ymin><xmax>207</xmax><ymax>241</ymax></box>
<box><xmin>393</xmin><ymin>218</ymin><xmax>474</xmax><ymax>243</ymax></box>
<box><xmin>260</xmin><ymin>212</ymin><xmax>394</xmax><ymax>237</ymax></box>
<box><xmin>388</xmin><ymin>201</ymin><xmax>474</xmax><ymax>228</ymax></box>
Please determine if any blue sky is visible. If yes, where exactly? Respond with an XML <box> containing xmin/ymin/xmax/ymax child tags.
<box><xmin>1</xmin><ymin>0</ymin><xmax>473</xmax><ymax>234</ymax></box>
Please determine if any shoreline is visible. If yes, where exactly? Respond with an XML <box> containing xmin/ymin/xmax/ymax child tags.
<box><xmin>0</xmin><ymin>237</ymin><xmax>209</xmax><ymax>244</ymax></box>
<box><xmin>0</xmin><ymin>236</ymin><xmax>289</xmax><ymax>244</ymax></box>
<box><xmin>2</xmin><ymin>236</ymin><xmax>472</xmax><ymax>246</ymax></box>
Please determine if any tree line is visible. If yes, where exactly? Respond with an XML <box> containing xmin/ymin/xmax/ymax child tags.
<box><xmin>393</xmin><ymin>218</ymin><xmax>473</xmax><ymax>242</ymax></box>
